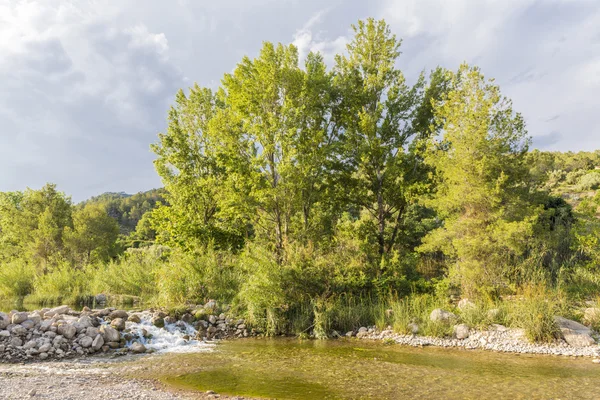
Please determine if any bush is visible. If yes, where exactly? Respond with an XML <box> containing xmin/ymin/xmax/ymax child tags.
<box><xmin>507</xmin><ymin>284</ymin><xmax>562</xmax><ymax>343</ymax></box>
<box><xmin>575</xmin><ymin>172</ymin><xmax>600</xmax><ymax>191</ymax></box>
<box><xmin>31</xmin><ymin>260</ymin><xmax>92</xmax><ymax>305</ymax></box>
<box><xmin>91</xmin><ymin>246</ymin><xmax>165</xmax><ymax>300</ymax></box>
<box><xmin>155</xmin><ymin>247</ymin><xmax>240</xmax><ymax>305</ymax></box>
<box><xmin>0</xmin><ymin>259</ymin><xmax>35</xmax><ymax>298</ymax></box>
<box><xmin>388</xmin><ymin>294</ymin><xmax>454</xmax><ymax>337</ymax></box>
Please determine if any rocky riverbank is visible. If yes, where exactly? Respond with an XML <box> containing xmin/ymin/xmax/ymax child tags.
<box><xmin>0</xmin><ymin>302</ymin><xmax>251</xmax><ymax>363</ymax></box>
<box><xmin>351</xmin><ymin>308</ymin><xmax>600</xmax><ymax>357</ymax></box>
<box><xmin>0</xmin><ymin>358</ymin><xmax>250</xmax><ymax>399</ymax></box>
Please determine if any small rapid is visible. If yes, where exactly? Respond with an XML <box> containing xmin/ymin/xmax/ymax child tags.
<box><xmin>106</xmin><ymin>312</ymin><xmax>215</xmax><ymax>354</ymax></box>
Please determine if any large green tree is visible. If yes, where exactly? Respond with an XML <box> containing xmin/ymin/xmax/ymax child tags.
<box><xmin>334</xmin><ymin>19</ymin><xmax>444</xmax><ymax>262</ymax></box>
<box><xmin>420</xmin><ymin>64</ymin><xmax>534</xmax><ymax>296</ymax></box>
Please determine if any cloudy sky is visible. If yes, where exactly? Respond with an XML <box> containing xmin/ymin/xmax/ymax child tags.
<box><xmin>1</xmin><ymin>0</ymin><xmax>599</xmax><ymax>201</ymax></box>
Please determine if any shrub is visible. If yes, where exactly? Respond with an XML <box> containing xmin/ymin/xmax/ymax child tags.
<box><xmin>155</xmin><ymin>247</ymin><xmax>240</xmax><ymax>305</ymax></box>
<box><xmin>0</xmin><ymin>259</ymin><xmax>35</xmax><ymax>298</ymax></box>
<box><xmin>575</xmin><ymin>172</ymin><xmax>600</xmax><ymax>191</ymax></box>
<box><xmin>508</xmin><ymin>284</ymin><xmax>562</xmax><ymax>343</ymax></box>
<box><xmin>31</xmin><ymin>260</ymin><xmax>92</xmax><ymax>305</ymax></box>
<box><xmin>389</xmin><ymin>294</ymin><xmax>454</xmax><ymax>337</ymax></box>
<box><xmin>91</xmin><ymin>246</ymin><xmax>164</xmax><ymax>300</ymax></box>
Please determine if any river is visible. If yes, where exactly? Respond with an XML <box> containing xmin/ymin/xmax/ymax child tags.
<box><xmin>127</xmin><ymin>338</ymin><xmax>600</xmax><ymax>399</ymax></box>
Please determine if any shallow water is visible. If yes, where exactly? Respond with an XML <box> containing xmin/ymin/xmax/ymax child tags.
<box><xmin>151</xmin><ymin>338</ymin><xmax>600</xmax><ymax>399</ymax></box>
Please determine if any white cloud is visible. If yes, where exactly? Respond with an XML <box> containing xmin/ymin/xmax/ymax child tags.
<box><xmin>0</xmin><ymin>0</ymin><xmax>599</xmax><ymax>200</ymax></box>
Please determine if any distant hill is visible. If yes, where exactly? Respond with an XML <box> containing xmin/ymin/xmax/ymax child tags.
<box><xmin>81</xmin><ymin>188</ymin><xmax>166</xmax><ymax>234</ymax></box>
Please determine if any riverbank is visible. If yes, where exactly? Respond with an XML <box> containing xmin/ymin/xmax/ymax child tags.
<box><xmin>0</xmin><ymin>358</ymin><xmax>250</xmax><ymax>400</ymax></box>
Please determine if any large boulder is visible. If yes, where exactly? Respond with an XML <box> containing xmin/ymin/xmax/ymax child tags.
<box><xmin>100</xmin><ymin>325</ymin><xmax>120</xmax><ymax>342</ymax></box>
<box><xmin>430</xmin><ymin>309</ymin><xmax>457</xmax><ymax>323</ymax></box>
<box><xmin>555</xmin><ymin>316</ymin><xmax>596</xmax><ymax>347</ymax></box>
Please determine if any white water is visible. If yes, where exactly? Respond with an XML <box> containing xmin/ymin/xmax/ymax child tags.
<box><xmin>105</xmin><ymin>312</ymin><xmax>215</xmax><ymax>354</ymax></box>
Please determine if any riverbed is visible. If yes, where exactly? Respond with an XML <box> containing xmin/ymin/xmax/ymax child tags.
<box><xmin>4</xmin><ymin>338</ymin><xmax>595</xmax><ymax>399</ymax></box>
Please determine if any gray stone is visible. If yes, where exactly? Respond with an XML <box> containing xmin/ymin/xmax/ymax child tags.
<box><xmin>11</xmin><ymin>312</ymin><xmax>28</xmax><ymax>325</ymax></box>
<box><xmin>38</xmin><ymin>343</ymin><xmax>51</xmax><ymax>353</ymax></box>
<box><xmin>23</xmin><ymin>340</ymin><xmax>37</xmax><ymax>350</ymax></box>
<box><xmin>430</xmin><ymin>309</ymin><xmax>457</xmax><ymax>323</ymax></box>
<box><xmin>86</xmin><ymin>327</ymin><xmax>99</xmax><ymax>338</ymax></box>
<box><xmin>10</xmin><ymin>325</ymin><xmax>27</xmax><ymax>336</ymax></box>
<box><xmin>454</xmin><ymin>324</ymin><xmax>470</xmax><ymax>339</ymax></box>
<box><xmin>92</xmin><ymin>334</ymin><xmax>104</xmax><ymax>350</ymax></box>
<box><xmin>109</xmin><ymin>310</ymin><xmax>129</xmax><ymax>320</ymax></box>
<box><xmin>38</xmin><ymin>352</ymin><xmax>48</xmax><ymax>360</ymax></box>
<box><xmin>100</xmin><ymin>325</ymin><xmax>120</xmax><ymax>342</ymax></box>
<box><xmin>20</xmin><ymin>319</ymin><xmax>35</xmax><ymax>330</ymax></box>
<box><xmin>76</xmin><ymin>316</ymin><xmax>94</xmax><ymax>329</ymax></box>
<box><xmin>208</xmin><ymin>315</ymin><xmax>217</xmax><ymax>325</ymax></box>
<box><xmin>555</xmin><ymin>316</ymin><xmax>596</xmax><ymax>347</ymax></box>
<box><xmin>57</xmin><ymin>324</ymin><xmax>76</xmax><ymax>339</ymax></box>
<box><xmin>0</xmin><ymin>330</ymin><xmax>9</xmax><ymax>338</ymax></box>
<box><xmin>130</xmin><ymin>342</ymin><xmax>146</xmax><ymax>354</ymax></box>
<box><xmin>9</xmin><ymin>337</ymin><xmax>23</xmax><ymax>347</ymax></box>
<box><xmin>110</xmin><ymin>318</ymin><xmax>126</xmax><ymax>331</ymax></box>
<box><xmin>79</xmin><ymin>336</ymin><xmax>93</xmax><ymax>348</ymax></box>
<box><xmin>128</xmin><ymin>314</ymin><xmax>141</xmax><ymax>324</ymax></box>
<box><xmin>44</xmin><ymin>305</ymin><xmax>70</xmax><ymax>318</ymax></box>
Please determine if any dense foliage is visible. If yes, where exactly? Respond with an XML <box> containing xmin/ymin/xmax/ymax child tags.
<box><xmin>1</xmin><ymin>19</ymin><xmax>599</xmax><ymax>341</ymax></box>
